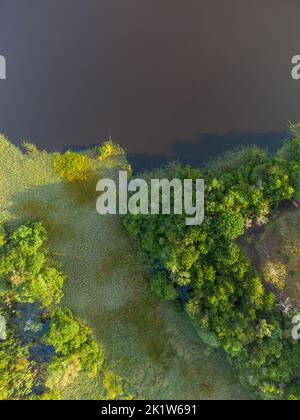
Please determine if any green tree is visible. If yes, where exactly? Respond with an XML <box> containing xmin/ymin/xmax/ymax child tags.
<box><xmin>150</xmin><ymin>272</ymin><xmax>178</xmax><ymax>301</ymax></box>
<box><xmin>215</xmin><ymin>210</ymin><xmax>245</xmax><ymax>240</ymax></box>
<box><xmin>1</xmin><ymin>222</ymin><xmax>65</xmax><ymax>307</ymax></box>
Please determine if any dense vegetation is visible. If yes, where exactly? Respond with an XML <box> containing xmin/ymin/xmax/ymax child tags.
<box><xmin>0</xmin><ymin>135</ymin><xmax>245</xmax><ymax>400</ymax></box>
<box><xmin>124</xmin><ymin>125</ymin><xmax>300</xmax><ymax>400</ymax></box>
<box><xmin>0</xmin><ymin>222</ymin><xmax>104</xmax><ymax>400</ymax></box>
<box><xmin>4</xmin><ymin>128</ymin><xmax>300</xmax><ymax>400</ymax></box>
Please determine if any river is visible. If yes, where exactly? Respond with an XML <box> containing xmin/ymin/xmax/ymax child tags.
<box><xmin>0</xmin><ymin>0</ymin><xmax>300</xmax><ymax>169</ymax></box>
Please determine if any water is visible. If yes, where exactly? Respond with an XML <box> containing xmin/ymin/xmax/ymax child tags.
<box><xmin>0</xmin><ymin>0</ymin><xmax>299</xmax><ymax>168</ymax></box>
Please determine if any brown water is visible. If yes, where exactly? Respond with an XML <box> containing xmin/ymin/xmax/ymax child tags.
<box><xmin>0</xmin><ymin>0</ymin><xmax>300</xmax><ymax>167</ymax></box>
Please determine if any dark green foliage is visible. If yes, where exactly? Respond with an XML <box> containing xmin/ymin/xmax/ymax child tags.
<box><xmin>123</xmin><ymin>133</ymin><xmax>300</xmax><ymax>400</ymax></box>
<box><xmin>150</xmin><ymin>272</ymin><xmax>178</xmax><ymax>301</ymax></box>
<box><xmin>43</xmin><ymin>307</ymin><xmax>104</xmax><ymax>378</ymax></box>
<box><xmin>0</xmin><ymin>279</ymin><xmax>9</xmax><ymax>297</ymax></box>
<box><xmin>76</xmin><ymin>340</ymin><xmax>105</xmax><ymax>377</ymax></box>
<box><xmin>0</xmin><ymin>222</ymin><xmax>65</xmax><ymax>307</ymax></box>
<box><xmin>215</xmin><ymin>210</ymin><xmax>245</xmax><ymax>240</ymax></box>
<box><xmin>0</xmin><ymin>225</ymin><xmax>6</xmax><ymax>247</ymax></box>
<box><xmin>43</xmin><ymin>307</ymin><xmax>87</xmax><ymax>356</ymax></box>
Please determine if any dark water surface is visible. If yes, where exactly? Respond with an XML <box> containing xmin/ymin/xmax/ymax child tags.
<box><xmin>0</xmin><ymin>0</ymin><xmax>300</xmax><ymax>167</ymax></box>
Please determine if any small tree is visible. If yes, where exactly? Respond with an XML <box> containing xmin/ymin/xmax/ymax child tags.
<box><xmin>52</xmin><ymin>150</ymin><xmax>96</xmax><ymax>182</ymax></box>
<box><xmin>215</xmin><ymin>210</ymin><xmax>245</xmax><ymax>240</ymax></box>
<box><xmin>150</xmin><ymin>272</ymin><xmax>178</xmax><ymax>301</ymax></box>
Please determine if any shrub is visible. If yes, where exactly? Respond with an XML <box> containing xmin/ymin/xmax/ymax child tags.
<box><xmin>43</xmin><ymin>307</ymin><xmax>104</xmax><ymax>378</ymax></box>
<box><xmin>76</xmin><ymin>340</ymin><xmax>104</xmax><ymax>377</ymax></box>
<box><xmin>263</xmin><ymin>261</ymin><xmax>287</xmax><ymax>291</ymax></box>
<box><xmin>2</xmin><ymin>222</ymin><xmax>65</xmax><ymax>307</ymax></box>
<box><xmin>46</xmin><ymin>355</ymin><xmax>81</xmax><ymax>390</ymax></box>
<box><xmin>43</xmin><ymin>307</ymin><xmax>87</xmax><ymax>356</ymax></box>
<box><xmin>0</xmin><ymin>340</ymin><xmax>37</xmax><ymax>400</ymax></box>
<box><xmin>0</xmin><ymin>279</ymin><xmax>9</xmax><ymax>297</ymax></box>
<box><xmin>102</xmin><ymin>371</ymin><xmax>132</xmax><ymax>400</ymax></box>
<box><xmin>52</xmin><ymin>150</ymin><xmax>97</xmax><ymax>182</ymax></box>
<box><xmin>96</xmin><ymin>141</ymin><xmax>114</xmax><ymax>161</ymax></box>
<box><xmin>215</xmin><ymin>210</ymin><xmax>245</xmax><ymax>240</ymax></box>
<box><xmin>150</xmin><ymin>272</ymin><xmax>178</xmax><ymax>301</ymax></box>
<box><xmin>0</xmin><ymin>225</ymin><xmax>6</xmax><ymax>247</ymax></box>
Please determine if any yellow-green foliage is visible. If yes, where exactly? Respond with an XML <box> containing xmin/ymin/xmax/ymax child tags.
<box><xmin>103</xmin><ymin>371</ymin><xmax>129</xmax><ymax>400</ymax></box>
<box><xmin>96</xmin><ymin>140</ymin><xmax>132</xmax><ymax>173</ymax></box>
<box><xmin>263</xmin><ymin>261</ymin><xmax>287</xmax><ymax>291</ymax></box>
<box><xmin>52</xmin><ymin>150</ymin><xmax>97</xmax><ymax>182</ymax></box>
<box><xmin>96</xmin><ymin>141</ymin><xmax>114</xmax><ymax>161</ymax></box>
<box><xmin>0</xmin><ymin>340</ymin><xmax>37</xmax><ymax>400</ymax></box>
<box><xmin>96</xmin><ymin>140</ymin><xmax>125</xmax><ymax>161</ymax></box>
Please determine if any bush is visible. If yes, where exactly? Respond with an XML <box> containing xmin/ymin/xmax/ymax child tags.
<box><xmin>96</xmin><ymin>141</ymin><xmax>113</xmax><ymax>161</ymax></box>
<box><xmin>0</xmin><ymin>278</ymin><xmax>9</xmax><ymax>297</ymax></box>
<box><xmin>43</xmin><ymin>307</ymin><xmax>87</xmax><ymax>356</ymax></box>
<box><xmin>43</xmin><ymin>307</ymin><xmax>104</xmax><ymax>377</ymax></box>
<box><xmin>77</xmin><ymin>340</ymin><xmax>105</xmax><ymax>377</ymax></box>
<box><xmin>150</xmin><ymin>272</ymin><xmax>178</xmax><ymax>301</ymax></box>
<box><xmin>46</xmin><ymin>355</ymin><xmax>81</xmax><ymax>390</ymax></box>
<box><xmin>95</xmin><ymin>139</ymin><xmax>126</xmax><ymax>162</ymax></box>
<box><xmin>263</xmin><ymin>261</ymin><xmax>287</xmax><ymax>291</ymax></box>
<box><xmin>0</xmin><ymin>225</ymin><xmax>6</xmax><ymax>247</ymax></box>
<box><xmin>1</xmin><ymin>222</ymin><xmax>65</xmax><ymax>307</ymax></box>
<box><xmin>0</xmin><ymin>340</ymin><xmax>37</xmax><ymax>400</ymax></box>
<box><xmin>52</xmin><ymin>150</ymin><xmax>97</xmax><ymax>182</ymax></box>
<box><xmin>102</xmin><ymin>371</ymin><xmax>133</xmax><ymax>400</ymax></box>
<box><xmin>215</xmin><ymin>210</ymin><xmax>245</xmax><ymax>240</ymax></box>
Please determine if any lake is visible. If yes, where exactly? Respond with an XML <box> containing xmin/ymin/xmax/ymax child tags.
<box><xmin>0</xmin><ymin>0</ymin><xmax>300</xmax><ymax>169</ymax></box>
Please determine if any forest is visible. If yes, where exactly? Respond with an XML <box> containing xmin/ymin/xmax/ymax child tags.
<box><xmin>123</xmin><ymin>122</ymin><xmax>300</xmax><ymax>400</ymax></box>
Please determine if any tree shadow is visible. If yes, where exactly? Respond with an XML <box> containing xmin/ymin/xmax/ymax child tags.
<box><xmin>122</xmin><ymin>131</ymin><xmax>289</xmax><ymax>173</ymax></box>
<box><xmin>172</xmin><ymin>131</ymin><xmax>288</xmax><ymax>167</ymax></box>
